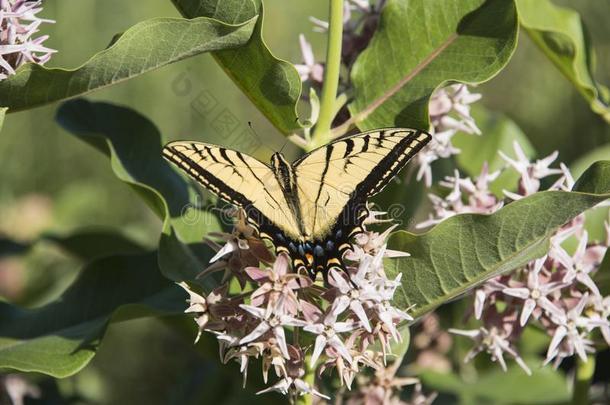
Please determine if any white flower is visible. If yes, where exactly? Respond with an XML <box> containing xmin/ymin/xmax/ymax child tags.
<box><xmin>500</xmin><ymin>142</ymin><xmax>562</xmax><ymax>198</ymax></box>
<box><xmin>450</xmin><ymin>327</ymin><xmax>531</xmax><ymax>375</ymax></box>
<box><xmin>417</xmin><ymin>165</ymin><xmax>502</xmax><ymax>229</ymax></box>
<box><xmin>328</xmin><ymin>268</ymin><xmax>375</xmax><ymax>331</ymax></box>
<box><xmin>545</xmin><ymin>294</ymin><xmax>595</xmax><ymax>364</ymax></box>
<box><xmin>588</xmin><ymin>294</ymin><xmax>610</xmax><ymax>346</ymax></box>
<box><xmin>553</xmin><ymin>231</ymin><xmax>601</xmax><ymax>296</ymax></box>
<box><xmin>502</xmin><ymin>257</ymin><xmax>567</xmax><ymax>326</ymax></box>
<box><xmin>1</xmin><ymin>374</ymin><xmax>41</xmax><ymax>405</ymax></box>
<box><xmin>0</xmin><ymin>0</ymin><xmax>56</xmax><ymax>79</ymax></box>
<box><xmin>294</xmin><ymin>34</ymin><xmax>323</xmax><ymax>83</ymax></box>
<box><xmin>239</xmin><ymin>304</ymin><xmax>307</xmax><ymax>359</ymax></box>
<box><xmin>473</xmin><ymin>278</ymin><xmax>508</xmax><ymax>319</ymax></box>
<box><xmin>304</xmin><ymin>310</ymin><xmax>358</xmax><ymax>367</ymax></box>
<box><xmin>178</xmin><ymin>282</ymin><xmax>226</xmax><ymax>343</ymax></box>
<box><xmin>257</xmin><ymin>377</ymin><xmax>329</xmax><ymax>399</ymax></box>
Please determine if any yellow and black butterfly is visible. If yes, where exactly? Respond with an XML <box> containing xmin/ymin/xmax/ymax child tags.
<box><xmin>163</xmin><ymin>128</ymin><xmax>431</xmax><ymax>277</ymax></box>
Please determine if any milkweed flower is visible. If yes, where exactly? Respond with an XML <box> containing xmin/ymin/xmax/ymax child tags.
<box><xmin>428</xmin><ymin>144</ymin><xmax>610</xmax><ymax>372</ymax></box>
<box><xmin>0</xmin><ymin>374</ymin><xmax>40</xmax><ymax>405</ymax></box>
<box><xmin>417</xmin><ymin>164</ymin><xmax>502</xmax><ymax>229</ymax></box>
<box><xmin>0</xmin><ymin>0</ymin><xmax>55</xmax><ymax>80</ymax></box>
<box><xmin>449</xmin><ymin>326</ymin><xmax>532</xmax><ymax>375</ymax></box>
<box><xmin>178</xmin><ymin>207</ymin><xmax>414</xmax><ymax>398</ymax></box>
<box><xmin>416</xmin><ymin>84</ymin><xmax>482</xmax><ymax>186</ymax></box>
<box><xmin>294</xmin><ymin>34</ymin><xmax>324</xmax><ymax>83</ymax></box>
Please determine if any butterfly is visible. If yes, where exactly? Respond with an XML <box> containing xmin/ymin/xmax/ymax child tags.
<box><xmin>163</xmin><ymin>128</ymin><xmax>431</xmax><ymax>278</ymax></box>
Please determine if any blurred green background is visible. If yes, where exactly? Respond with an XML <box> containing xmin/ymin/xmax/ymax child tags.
<box><xmin>0</xmin><ymin>0</ymin><xmax>608</xmax><ymax>404</ymax></box>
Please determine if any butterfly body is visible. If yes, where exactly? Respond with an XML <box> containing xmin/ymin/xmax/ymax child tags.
<box><xmin>163</xmin><ymin>128</ymin><xmax>431</xmax><ymax>277</ymax></box>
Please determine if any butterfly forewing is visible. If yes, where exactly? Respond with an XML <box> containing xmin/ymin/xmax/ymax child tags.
<box><xmin>162</xmin><ymin>141</ymin><xmax>302</xmax><ymax>240</ymax></box>
<box><xmin>293</xmin><ymin>129</ymin><xmax>431</xmax><ymax>240</ymax></box>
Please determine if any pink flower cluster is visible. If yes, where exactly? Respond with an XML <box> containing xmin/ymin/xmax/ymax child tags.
<box><xmin>180</xmin><ymin>208</ymin><xmax>415</xmax><ymax>399</ymax></box>
<box><xmin>0</xmin><ymin>0</ymin><xmax>55</xmax><ymax>80</ymax></box>
<box><xmin>296</xmin><ymin>0</ymin><xmax>386</xmax><ymax>84</ymax></box>
<box><xmin>416</xmin><ymin>85</ymin><xmax>482</xmax><ymax>187</ymax></box>
<box><xmin>418</xmin><ymin>142</ymin><xmax>610</xmax><ymax>373</ymax></box>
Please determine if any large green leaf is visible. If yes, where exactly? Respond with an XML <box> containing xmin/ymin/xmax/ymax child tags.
<box><xmin>452</xmin><ymin>105</ymin><xmax>536</xmax><ymax>196</ymax></box>
<box><xmin>0</xmin><ymin>252</ymin><xmax>183</xmax><ymax>378</ymax></box>
<box><xmin>56</xmin><ymin>100</ymin><xmax>221</xmax><ymax>284</ymax></box>
<box><xmin>0</xmin><ymin>16</ymin><xmax>256</xmax><ymax>112</ymax></box>
<box><xmin>515</xmin><ymin>0</ymin><xmax>610</xmax><ymax>123</ymax></box>
<box><xmin>387</xmin><ymin>161</ymin><xmax>610</xmax><ymax>318</ymax></box>
<box><xmin>172</xmin><ymin>0</ymin><xmax>303</xmax><ymax>134</ymax></box>
<box><xmin>348</xmin><ymin>0</ymin><xmax>518</xmax><ymax>130</ymax></box>
<box><xmin>571</xmin><ymin>147</ymin><xmax>610</xmax><ymax>242</ymax></box>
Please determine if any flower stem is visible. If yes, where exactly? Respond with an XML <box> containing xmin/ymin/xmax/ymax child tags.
<box><xmin>573</xmin><ymin>355</ymin><xmax>595</xmax><ymax>405</ymax></box>
<box><xmin>309</xmin><ymin>0</ymin><xmax>344</xmax><ymax>150</ymax></box>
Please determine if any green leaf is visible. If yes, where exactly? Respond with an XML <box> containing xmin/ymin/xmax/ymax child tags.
<box><xmin>387</xmin><ymin>161</ymin><xmax>610</xmax><ymax>318</ymax></box>
<box><xmin>0</xmin><ymin>252</ymin><xmax>184</xmax><ymax>378</ymax></box>
<box><xmin>0</xmin><ymin>16</ymin><xmax>257</xmax><ymax>112</ymax></box>
<box><xmin>348</xmin><ymin>0</ymin><xmax>518</xmax><ymax>130</ymax></box>
<box><xmin>515</xmin><ymin>0</ymin><xmax>610</xmax><ymax>123</ymax></box>
<box><xmin>452</xmin><ymin>105</ymin><xmax>536</xmax><ymax>196</ymax></box>
<box><xmin>56</xmin><ymin>99</ymin><xmax>221</xmax><ymax>284</ymax></box>
<box><xmin>571</xmin><ymin>147</ymin><xmax>610</xmax><ymax>242</ymax></box>
<box><xmin>172</xmin><ymin>0</ymin><xmax>303</xmax><ymax>134</ymax></box>
<box><xmin>420</xmin><ymin>360</ymin><xmax>570</xmax><ymax>404</ymax></box>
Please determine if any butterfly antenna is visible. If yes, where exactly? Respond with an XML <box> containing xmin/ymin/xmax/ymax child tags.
<box><xmin>278</xmin><ymin>136</ymin><xmax>290</xmax><ymax>155</ymax></box>
<box><xmin>247</xmin><ymin>121</ymin><xmax>262</xmax><ymax>144</ymax></box>
<box><xmin>247</xmin><ymin>121</ymin><xmax>273</xmax><ymax>154</ymax></box>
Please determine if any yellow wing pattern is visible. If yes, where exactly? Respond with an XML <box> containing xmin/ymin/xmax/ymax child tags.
<box><xmin>293</xmin><ymin>129</ymin><xmax>431</xmax><ymax>239</ymax></box>
<box><xmin>162</xmin><ymin>141</ymin><xmax>302</xmax><ymax>239</ymax></box>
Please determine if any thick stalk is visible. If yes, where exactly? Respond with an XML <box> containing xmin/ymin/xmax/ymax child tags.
<box><xmin>573</xmin><ymin>355</ymin><xmax>595</xmax><ymax>405</ymax></box>
<box><xmin>309</xmin><ymin>0</ymin><xmax>344</xmax><ymax>150</ymax></box>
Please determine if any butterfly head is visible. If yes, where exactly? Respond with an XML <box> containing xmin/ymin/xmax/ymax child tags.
<box><xmin>270</xmin><ymin>152</ymin><xmax>291</xmax><ymax>172</ymax></box>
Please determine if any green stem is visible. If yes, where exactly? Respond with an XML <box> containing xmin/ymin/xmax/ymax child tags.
<box><xmin>309</xmin><ymin>0</ymin><xmax>344</xmax><ymax>150</ymax></box>
<box><xmin>573</xmin><ymin>355</ymin><xmax>595</xmax><ymax>405</ymax></box>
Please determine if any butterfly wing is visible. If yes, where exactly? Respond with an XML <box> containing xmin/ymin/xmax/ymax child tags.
<box><xmin>293</xmin><ymin>128</ymin><xmax>431</xmax><ymax>240</ymax></box>
<box><xmin>163</xmin><ymin>141</ymin><xmax>302</xmax><ymax>240</ymax></box>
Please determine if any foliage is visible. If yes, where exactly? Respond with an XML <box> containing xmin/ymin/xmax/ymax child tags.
<box><xmin>0</xmin><ymin>252</ymin><xmax>183</xmax><ymax>377</ymax></box>
<box><xmin>0</xmin><ymin>0</ymin><xmax>609</xmax><ymax>403</ymax></box>
<box><xmin>387</xmin><ymin>161</ymin><xmax>610</xmax><ymax>318</ymax></box>
<box><xmin>0</xmin><ymin>16</ymin><xmax>257</xmax><ymax>112</ymax></box>
<box><xmin>172</xmin><ymin>0</ymin><xmax>304</xmax><ymax>134</ymax></box>
<box><xmin>515</xmin><ymin>0</ymin><xmax>610</xmax><ymax>123</ymax></box>
<box><xmin>348</xmin><ymin>0</ymin><xmax>518</xmax><ymax>130</ymax></box>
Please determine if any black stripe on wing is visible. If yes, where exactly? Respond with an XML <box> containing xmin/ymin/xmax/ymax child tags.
<box><xmin>162</xmin><ymin>145</ymin><xmax>251</xmax><ymax>208</ymax></box>
<box><xmin>362</xmin><ymin>129</ymin><xmax>431</xmax><ymax>196</ymax></box>
<box><xmin>330</xmin><ymin>129</ymin><xmax>431</xmax><ymax>240</ymax></box>
<box><xmin>162</xmin><ymin>145</ymin><xmax>279</xmax><ymax>237</ymax></box>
